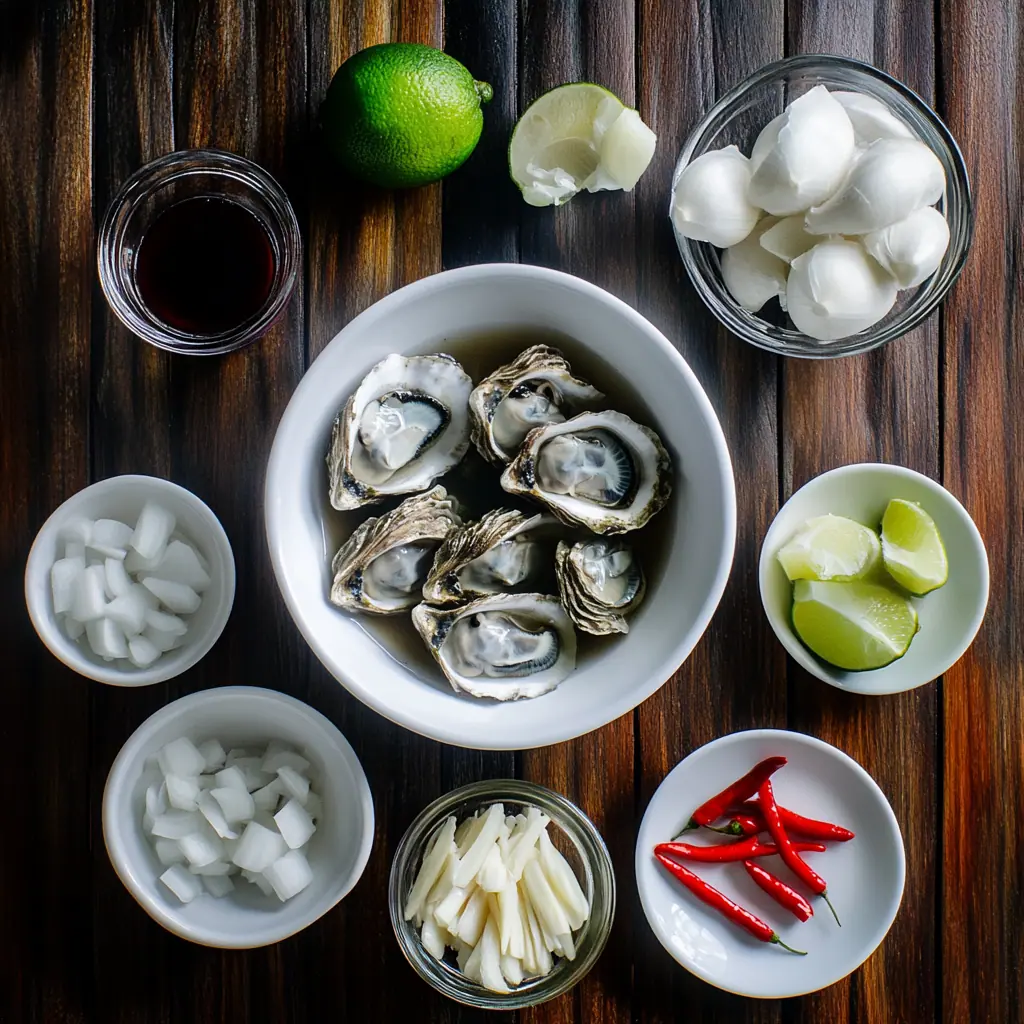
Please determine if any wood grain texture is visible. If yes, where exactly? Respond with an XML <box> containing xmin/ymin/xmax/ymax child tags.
<box><xmin>2</xmin><ymin>0</ymin><xmax>1024</xmax><ymax>1020</ymax></box>
<box><xmin>783</xmin><ymin>4</ymin><xmax>940</xmax><ymax>1023</ymax></box>
<box><xmin>939</xmin><ymin>3</ymin><xmax>1024</xmax><ymax>1023</ymax></box>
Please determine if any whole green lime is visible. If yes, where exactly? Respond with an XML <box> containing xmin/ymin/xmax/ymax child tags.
<box><xmin>321</xmin><ymin>43</ymin><xmax>492</xmax><ymax>188</ymax></box>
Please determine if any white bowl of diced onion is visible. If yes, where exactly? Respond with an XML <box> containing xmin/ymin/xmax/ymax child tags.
<box><xmin>389</xmin><ymin>779</ymin><xmax>615</xmax><ymax>1009</ymax></box>
<box><xmin>24</xmin><ymin>474</ymin><xmax>235</xmax><ymax>685</ymax></box>
<box><xmin>103</xmin><ymin>686</ymin><xmax>375</xmax><ymax>948</ymax></box>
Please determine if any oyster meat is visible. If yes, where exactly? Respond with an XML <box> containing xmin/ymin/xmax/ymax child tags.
<box><xmin>422</xmin><ymin>508</ymin><xmax>558</xmax><ymax>605</ymax></box>
<box><xmin>328</xmin><ymin>353</ymin><xmax>473</xmax><ymax>510</ymax></box>
<box><xmin>412</xmin><ymin>593</ymin><xmax>577</xmax><ymax>700</ymax></box>
<box><xmin>555</xmin><ymin>539</ymin><xmax>646</xmax><ymax>635</ymax></box>
<box><xmin>469</xmin><ymin>345</ymin><xmax>604</xmax><ymax>464</ymax></box>
<box><xmin>330</xmin><ymin>487</ymin><xmax>462</xmax><ymax>614</ymax></box>
<box><xmin>501</xmin><ymin>410</ymin><xmax>672</xmax><ymax>533</ymax></box>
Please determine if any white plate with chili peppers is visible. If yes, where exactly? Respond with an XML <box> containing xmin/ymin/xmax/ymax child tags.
<box><xmin>635</xmin><ymin>729</ymin><xmax>905</xmax><ymax>998</ymax></box>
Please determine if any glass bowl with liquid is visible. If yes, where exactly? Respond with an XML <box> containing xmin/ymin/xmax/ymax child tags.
<box><xmin>98</xmin><ymin>149</ymin><xmax>301</xmax><ymax>355</ymax></box>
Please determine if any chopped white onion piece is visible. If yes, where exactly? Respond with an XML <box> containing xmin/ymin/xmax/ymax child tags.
<box><xmin>231</xmin><ymin>821</ymin><xmax>286</xmax><ymax>872</ymax></box>
<box><xmin>211</xmin><ymin>786</ymin><xmax>255</xmax><ymax>824</ymax></box>
<box><xmin>214</xmin><ymin>766</ymin><xmax>248</xmax><ymax>792</ymax></box>
<box><xmin>178</xmin><ymin>831</ymin><xmax>224</xmax><ymax>868</ymax></box>
<box><xmin>51</xmin><ymin>555</ymin><xmax>85</xmax><ymax>614</ymax></box>
<box><xmin>72</xmin><ymin>564</ymin><xmax>108</xmax><ymax>621</ymax></box>
<box><xmin>62</xmin><ymin>517</ymin><xmax>94</xmax><ymax>546</ymax></box>
<box><xmin>131</xmin><ymin>502</ymin><xmax>176</xmax><ymax>560</ymax></box>
<box><xmin>104</xmin><ymin>557</ymin><xmax>133</xmax><ymax>598</ymax></box>
<box><xmin>263</xmin><ymin>849</ymin><xmax>313</xmax><ymax>901</ymax></box>
<box><xmin>230</xmin><ymin>757</ymin><xmax>272</xmax><ymax>792</ymax></box>
<box><xmin>146</xmin><ymin>781</ymin><xmax>168</xmax><ymax>818</ymax></box>
<box><xmin>150</xmin><ymin>810</ymin><xmax>202</xmax><ymax>839</ymax></box>
<box><xmin>198</xmin><ymin>791</ymin><xmax>239</xmax><ymax>839</ymax></box>
<box><xmin>154</xmin><ymin>837</ymin><xmax>186</xmax><ymax>866</ymax></box>
<box><xmin>86</xmin><ymin>618</ymin><xmax>128</xmax><ymax>661</ymax></box>
<box><xmin>274</xmin><ymin>798</ymin><xmax>316</xmax><ymax>849</ymax></box>
<box><xmin>64</xmin><ymin>615</ymin><xmax>85</xmax><ymax>640</ymax></box>
<box><xmin>105</xmin><ymin>592</ymin><xmax>148</xmax><ymax>635</ymax></box>
<box><xmin>158</xmin><ymin>737</ymin><xmax>207</xmax><ymax>778</ymax></box>
<box><xmin>276</xmin><ymin>765</ymin><xmax>310</xmax><ymax>804</ymax></box>
<box><xmin>197</xmin><ymin>738</ymin><xmax>226</xmax><ymax>771</ymax></box>
<box><xmin>140</xmin><ymin>577</ymin><xmax>201</xmax><ymax>614</ymax></box>
<box><xmin>148</xmin><ymin>540</ymin><xmax>211</xmax><ymax>591</ymax></box>
<box><xmin>202</xmin><ymin>874</ymin><xmax>235</xmax><ymax>898</ymax></box>
<box><xmin>142</xmin><ymin>624</ymin><xmax>184</xmax><ymax>653</ymax></box>
<box><xmin>252</xmin><ymin>780</ymin><xmax>283</xmax><ymax>812</ymax></box>
<box><xmin>189</xmin><ymin>859</ymin><xmax>234</xmax><ymax>876</ymax></box>
<box><xmin>262</xmin><ymin>749</ymin><xmax>311</xmax><ymax>775</ymax></box>
<box><xmin>165</xmin><ymin>774</ymin><xmax>201</xmax><ymax>811</ymax></box>
<box><xmin>160</xmin><ymin>865</ymin><xmax>204</xmax><ymax>904</ymax></box>
<box><xmin>242</xmin><ymin>869</ymin><xmax>276</xmax><ymax>897</ymax></box>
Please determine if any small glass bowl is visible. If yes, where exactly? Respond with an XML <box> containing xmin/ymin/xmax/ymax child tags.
<box><xmin>97</xmin><ymin>149</ymin><xmax>301</xmax><ymax>356</ymax></box>
<box><xmin>388</xmin><ymin>779</ymin><xmax>616</xmax><ymax>1010</ymax></box>
<box><xmin>672</xmin><ymin>54</ymin><xmax>973</xmax><ymax>359</ymax></box>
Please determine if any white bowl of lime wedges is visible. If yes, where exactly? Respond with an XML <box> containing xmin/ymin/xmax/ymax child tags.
<box><xmin>760</xmin><ymin>463</ymin><xmax>988</xmax><ymax>694</ymax></box>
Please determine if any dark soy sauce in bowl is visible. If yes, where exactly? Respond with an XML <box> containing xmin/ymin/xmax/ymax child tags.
<box><xmin>135</xmin><ymin>196</ymin><xmax>276</xmax><ymax>334</ymax></box>
<box><xmin>322</xmin><ymin>329</ymin><xmax>675</xmax><ymax>691</ymax></box>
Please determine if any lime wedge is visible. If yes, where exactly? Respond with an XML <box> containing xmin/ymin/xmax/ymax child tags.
<box><xmin>509</xmin><ymin>83</ymin><xmax>656</xmax><ymax>207</ymax></box>
<box><xmin>792</xmin><ymin>579</ymin><xmax>919</xmax><ymax>670</ymax></box>
<box><xmin>777</xmin><ymin>514</ymin><xmax>881</xmax><ymax>582</ymax></box>
<box><xmin>881</xmin><ymin>498</ymin><xmax>949</xmax><ymax>595</ymax></box>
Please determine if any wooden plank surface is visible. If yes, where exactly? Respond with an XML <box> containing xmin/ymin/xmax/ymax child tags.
<box><xmin>1</xmin><ymin>0</ymin><xmax>1022</xmax><ymax>1021</ymax></box>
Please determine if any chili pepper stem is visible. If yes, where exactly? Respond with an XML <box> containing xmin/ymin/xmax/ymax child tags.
<box><xmin>822</xmin><ymin>890</ymin><xmax>842</xmax><ymax>927</ymax></box>
<box><xmin>770</xmin><ymin>934</ymin><xmax>807</xmax><ymax>955</ymax></box>
<box><xmin>701</xmin><ymin>822</ymin><xmax>743</xmax><ymax>836</ymax></box>
<box><xmin>672</xmin><ymin>818</ymin><xmax>700</xmax><ymax>839</ymax></box>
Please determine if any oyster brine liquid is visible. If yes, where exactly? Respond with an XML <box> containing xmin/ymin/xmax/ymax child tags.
<box><xmin>323</xmin><ymin>328</ymin><xmax>675</xmax><ymax>686</ymax></box>
<box><xmin>134</xmin><ymin>196</ymin><xmax>276</xmax><ymax>334</ymax></box>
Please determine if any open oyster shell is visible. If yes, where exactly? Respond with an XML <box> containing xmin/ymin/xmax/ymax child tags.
<box><xmin>500</xmin><ymin>409</ymin><xmax>672</xmax><ymax>533</ymax></box>
<box><xmin>422</xmin><ymin>508</ymin><xmax>559</xmax><ymax>606</ymax></box>
<box><xmin>469</xmin><ymin>345</ymin><xmax>604</xmax><ymax>465</ymax></box>
<box><xmin>411</xmin><ymin>592</ymin><xmax>577</xmax><ymax>701</ymax></box>
<box><xmin>328</xmin><ymin>353</ymin><xmax>473</xmax><ymax>510</ymax></box>
<box><xmin>555</xmin><ymin>539</ymin><xmax>646</xmax><ymax>635</ymax></box>
<box><xmin>330</xmin><ymin>487</ymin><xmax>462</xmax><ymax>614</ymax></box>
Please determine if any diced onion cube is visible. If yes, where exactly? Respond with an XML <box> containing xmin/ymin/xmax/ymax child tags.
<box><xmin>104</xmin><ymin>556</ymin><xmax>133</xmax><ymax>598</ymax></box>
<box><xmin>86</xmin><ymin>618</ymin><xmax>128</xmax><ymax>660</ymax></box>
<box><xmin>198</xmin><ymin>791</ymin><xmax>238</xmax><ymax>839</ymax></box>
<box><xmin>165</xmin><ymin>774</ymin><xmax>200</xmax><ymax>811</ymax></box>
<box><xmin>61</xmin><ymin>516</ymin><xmax>94</xmax><ymax>546</ymax></box>
<box><xmin>105</xmin><ymin>592</ymin><xmax>148</xmax><ymax>635</ymax></box>
<box><xmin>72</xmin><ymin>564</ymin><xmax>109</xmax><ymax>621</ymax></box>
<box><xmin>141</xmin><ymin>577</ymin><xmax>201</xmax><ymax>614</ymax></box>
<box><xmin>131</xmin><ymin>502</ymin><xmax>176</xmax><ymax>561</ymax></box>
<box><xmin>154</xmin><ymin>837</ymin><xmax>186</xmax><ymax>866</ymax></box>
<box><xmin>242</xmin><ymin>869</ymin><xmax>275</xmax><ymax>897</ymax></box>
<box><xmin>128</xmin><ymin>636</ymin><xmax>160</xmax><ymax>668</ymax></box>
<box><xmin>261</xmin><ymin>749</ymin><xmax>310</xmax><ymax>774</ymax></box>
<box><xmin>214</xmin><ymin>766</ymin><xmax>248</xmax><ymax>793</ymax></box>
<box><xmin>202</xmin><ymin>874</ymin><xmax>235</xmax><ymax>898</ymax></box>
<box><xmin>51</xmin><ymin>556</ymin><xmax>85</xmax><ymax>614</ymax></box>
<box><xmin>64</xmin><ymin>615</ymin><xmax>85</xmax><ymax>640</ymax></box>
<box><xmin>276</xmin><ymin>766</ymin><xmax>309</xmax><ymax>804</ymax></box>
<box><xmin>145</xmin><ymin>781</ymin><xmax>168</xmax><ymax>818</ymax></box>
<box><xmin>151</xmin><ymin>539</ymin><xmax>211</xmax><ymax>591</ymax></box>
<box><xmin>142</xmin><ymin>624</ymin><xmax>184</xmax><ymax>653</ymax></box>
<box><xmin>159</xmin><ymin>864</ymin><xmax>203</xmax><ymax>904</ymax></box>
<box><xmin>189</xmin><ymin>859</ymin><xmax>234</xmax><ymax>876</ymax></box>
<box><xmin>178</xmin><ymin>831</ymin><xmax>224</xmax><ymax>868</ymax></box>
<box><xmin>197</xmin><ymin>738</ymin><xmax>226</xmax><ymax>771</ymax></box>
<box><xmin>231</xmin><ymin>821</ymin><xmax>286</xmax><ymax>872</ymax></box>
<box><xmin>263</xmin><ymin>849</ymin><xmax>313</xmax><ymax>901</ymax></box>
<box><xmin>158</xmin><ymin>737</ymin><xmax>207</xmax><ymax>778</ymax></box>
<box><xmin>210</xmin><ymin>786</ymin><xmax>255</xmax><ymax>825</ymax></box>
<box><xmin>252</xmin><ymin>780</ymin><xmax>283</xmax><ymax>812</ymax></box>
<box><xmin>274</xmin><ymin>798</ymin><xmax>316</xmax><ymax>849</ymax></box>
<box><xmin>150</xmin><ymin>810</ymin><xmax>202</xmax><ymax>839</ymax></box>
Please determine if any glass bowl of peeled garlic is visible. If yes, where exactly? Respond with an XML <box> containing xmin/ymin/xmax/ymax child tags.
<box><xmin>388</xmin><ymin>779</ymin><xmax>615</xmax><ymax>1009</ymax></box>
<box><xmin>671</xmin><ymin>54</ymin><xmax>973</xmax><ymax>358</ymax></box>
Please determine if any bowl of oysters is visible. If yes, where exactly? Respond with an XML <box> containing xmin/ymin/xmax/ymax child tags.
<box><xmin>266</xmin><ymin>264</ymin><xmax>735</xmax><ymax>749</ymax></box>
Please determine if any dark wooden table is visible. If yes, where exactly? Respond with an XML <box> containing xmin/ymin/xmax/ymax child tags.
<box><xmin>2</xmin><ymin>1</ymin><xmax>1021</xmax><ymax>1021</ymax></box>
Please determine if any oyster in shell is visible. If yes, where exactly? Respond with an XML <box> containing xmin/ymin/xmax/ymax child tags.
<box><xmin>330</xmin><ymin>487</ymin><xmax>462</xmax><ymax>614</ymax></box>
<box><xmin>555</xmin><ymin>539</ymin><xmax>646</xmax><ymax>635</ymax></box>
<box><xmin>412</xmin><ymin>592</ymin><xmax>577</xmax><ymax>700</ymax></box>
<box><xmin>469</xmin><ymin>345</ymin><xmax>604</xmax><ymax>464</ymax></box>
<box><xmin>500</xmin><ymin>410</ymin><xmax>672</xmax><ymax>533</ymax></box>
<box><xmin>328</xmin><ymin>353</ymin><xmax>473</xmax><ymax>510</ymax></box>
<box><xmin>422</xmin><ymin>508</ymin><xmax>558</xmax><ymax>605</ymax></box>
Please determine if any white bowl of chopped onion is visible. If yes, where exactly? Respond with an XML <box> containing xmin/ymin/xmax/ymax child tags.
<box><xmin>103</xmin><ymin>686</ymin><xmax>374</xmax><ymax>948</ymax></box>
<box><xmin>24</xmin><ymin>474</ymin><xmax>235</xmax><ymax>685</ymax></box>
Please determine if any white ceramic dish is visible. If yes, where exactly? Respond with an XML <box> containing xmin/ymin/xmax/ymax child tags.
<box><xmin>760</xmin><ymin>463</ymin><xmax>989</xmax><ymax>694</ymax></box>
<box><xmin>265</xmin><ymin>263</ymin><xmax>736</xmax><ymax>750</ymax></box>
<box><xmin>102</xmin><ymin>686</ymin><xmax>374</xmax><ymax>948</ymax></box>
<box><xmin>636</xmin><ymin>729</ymin><xmax>905</xmax><ymax>998</ymax></box>
<box><xmin>24</xmin><ymin>474</ymin><xmax>236</xmax><ymax>686</ymax></box>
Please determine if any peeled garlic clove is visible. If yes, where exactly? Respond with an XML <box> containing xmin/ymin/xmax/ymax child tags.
<box><xmin>594</xmin><ymin>108</ymin><xmax>657</xmax><ymax>191</ymax></box>
<box><xmin>670</xmin><ymin>146</ymin><xmax>761</xmax><ymax>248</ymax></box>
<box><xmin>747</xmin><ymin>86</ymin><xmax>856</xmax><ymax>216</ymax></box>
<box><xmin>862</xmin><ymin>206</ymin><xmax>950</xmax><ymax>288</ymax></box>
<box><xmin>750</xmin><ymin>113</ymin><xmax>785</xmax><ymax>171</ymax></box>
<box><xmin>758</xmin><ymin>215</ymin><xmax>819</xmax><ymax>263</ymax></box>
<box><xmin>786</xmin><ymin>240</ymin><xmax>898</xmax><ymax>341</ymax></box>
<box><xmin>831</xmin><ymin>91</ymin><xmax>914</xmax><ymax>146</ymax></box>
<box><xmin>804</xmin><ymin>138</ymin><xmax>945</xmax><ymax>235</ymax></box>
<box><xmin>721</xmin><ymin>216</ymin><xmax>789</xmax><ymax>312</ymax></box>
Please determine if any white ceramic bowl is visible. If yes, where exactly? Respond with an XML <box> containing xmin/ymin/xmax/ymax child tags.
<box><xmin>760</xmin><ymin>463</ymin><xmax>989</xmax><ymax>694</ymax></box>
<box><xmin>24</xmin><ymin>474</ymin><xmax>236</xmax><ymax>686</ymax></box>
<box><xmin>636</xmin><ymin>729</ymin><xmax>906</xmax><ymax>999</ymax></box>
<box><xmin>102</xmin><ymin>686</ymin><xmax>374</xmax><ymax>948</ymax></box>
<box><xmin>265</xmin><ymin>263</ymin><xmax>736</xmax><ymax>750</ymax></box>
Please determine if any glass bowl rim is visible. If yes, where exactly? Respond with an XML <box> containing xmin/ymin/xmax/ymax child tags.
<box><xmin>672</xmin><ymin>53</ymin><xmax>974</xmax><ymax>360</ymax></box>
<box><xmin>388</xmin><ymin>778</ymin><xmax>616</xmax><ymax>1010</ymax></box>
<box><xmin>96</xmin><ymin>147</ymin><xmax>301</xmax><ymax>357</ymax></box>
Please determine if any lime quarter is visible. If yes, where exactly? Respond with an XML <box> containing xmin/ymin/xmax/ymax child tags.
<box><xmin>321</xmin><ymin>43</ymin><xmax>492</xmax><ymax>188</ymax></box>
<box><xmin>792</xmin><ymin>579</ymin><xmax>919</xmax><ymax>671</ymax></box>
<box><xmin>881</xmin><ymin>498</ymin><xmax>949</xmax><ymax>595</ymax></box>
<box><xmin>777</xmin><ymin>514</ymin><xmax>881</xmax><ymax>582</ymax></box>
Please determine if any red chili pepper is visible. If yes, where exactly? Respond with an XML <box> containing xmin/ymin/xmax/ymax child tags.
<box><xmin>733</xmin><ymin>801</ymin><xmax>855</xmax><ymax>842</ymax></box>
<box><xmin>654</xmin><ymin>851</ymin><xmax>805</xmax><ymax>954</ymax></box>
<box><xmin>682</xmin><ymin>756</ymin><xmax>788</xmax><ymax>830</ymax></box>
<box><xmin>655</xmin><ymin>838</ymin><xmax>827</xmax><ymax>863</ymax></box>
<box><xmin>758</xmin><ymin>779</ymin><xmax>840</xmax><ymax>926</ymax></box>
<box><xmin>743</xmin><ymin>860</ymin><xmax>813</xmax><ymax>922</ymax></box>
